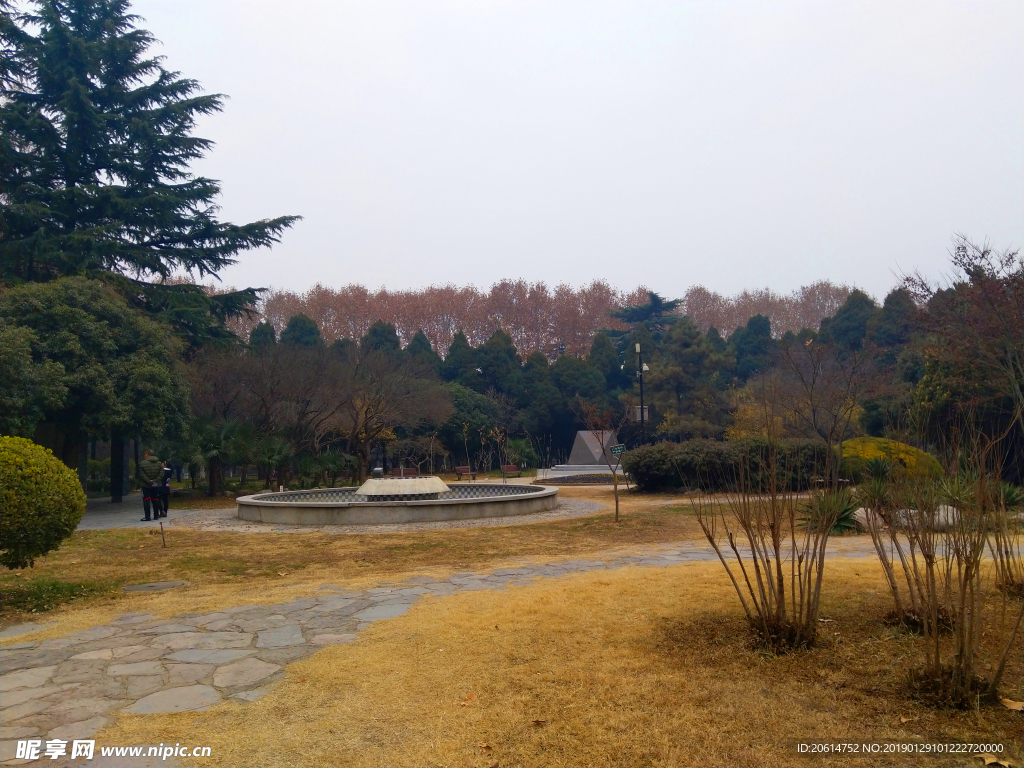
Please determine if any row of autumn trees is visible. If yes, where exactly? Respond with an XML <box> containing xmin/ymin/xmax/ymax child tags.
<box><xmin>247</xmin><ymin>279</ymin><xmax>853</xmax><ymax>358</ymax></box>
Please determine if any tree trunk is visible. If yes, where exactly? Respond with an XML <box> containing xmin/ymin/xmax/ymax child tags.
<box><xmin>358</xmin><ymin>445</ymin><xmax>371</xmax><ymax>482</ymax></box>
<box><xmin>77</xmin><ymin>441</ymin><xmax>88</xmax><ymax>493</ymax></box>
<box><xmin>207</xmin><ymin>457</ymin><xmax>218</xmax><ymax>496</ymax></box>
<box><xmin>110</xmin><ymin>430</ymin><xmax>127</xmax><ymax>503</ymax></box>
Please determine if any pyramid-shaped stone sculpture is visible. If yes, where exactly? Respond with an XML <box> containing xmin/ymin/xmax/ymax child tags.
<box><xmin>566</xmin><ymin>430</ymin><xmax>617</xmax><ymax>466</ymax></box>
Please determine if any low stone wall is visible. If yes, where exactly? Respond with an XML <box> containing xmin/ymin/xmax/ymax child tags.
<box><xmin>236</xmin><ymin>484</ymin><xmax>559</xmax><ymax>525</ymax></box>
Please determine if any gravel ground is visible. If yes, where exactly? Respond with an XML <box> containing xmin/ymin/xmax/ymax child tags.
<box><xmin>166</xmin><ymin>498</ymin><xmax>605</xmax><ymax>535</ymax></box>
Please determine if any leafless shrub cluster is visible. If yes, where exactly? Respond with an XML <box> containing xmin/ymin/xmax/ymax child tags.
<box><xmin>858</xmin><ymin>450</ymin><xmax>1023</xmax><ymax>707</ymax></box>
<box><xmin>989</xmin><ymin>482</ymin><xmax>1023</xmax><ymax>597</ymax></box>
<box><xmin>695</xmin><ymin>442</ymin><xmax>837</xmax><ymax>652</ymax></box>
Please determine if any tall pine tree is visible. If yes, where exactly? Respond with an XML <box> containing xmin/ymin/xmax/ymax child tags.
<box><xmin>0</xmin><ymin>1</ymin><xmax>299</xmax><ymax>345</ymax></box>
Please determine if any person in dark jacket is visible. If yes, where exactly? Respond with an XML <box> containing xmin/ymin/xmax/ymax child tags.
<box><xmin>138</xmin><ymin>449</ymin><xmax>163</xmax><ymax>521</ymax></box>
<box><xmin>159</xmin><ymin>461</ymin><xmax>172</xmax><ymax>518</ymax></box>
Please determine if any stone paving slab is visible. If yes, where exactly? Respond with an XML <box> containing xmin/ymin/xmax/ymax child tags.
<box><xmin>212</xmin><ymin>658</ymin><xmax>279</xmax><ymax>688</ymax></box>
<box><xmin>164</xmin><ymin>649</ymin><xmax>254</xmax><ymax>664</ymax></box>
<box><xmin>255</xmin><ymin>625</ymin><xmax>303</xmax><ymax>649</ymax></box>
<box><xmin>122</xmin><ymin>685</ymin><xmax>219</xmax><ymax>714</ymax></box>
<box><xmin>1</xmin><ymin>667</ymin><xmax>58</xmax><ymax>692</ymax></box>
<box><xmin>1</xmin><ymin>537</ymin><xmax>882</xmax><ymax>747</ymax></box>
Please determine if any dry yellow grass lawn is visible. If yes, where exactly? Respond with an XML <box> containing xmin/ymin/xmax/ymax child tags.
<box><xmin>1</xmin><ymin>488</ymin><xmax>709</xmax><ymax>635</ymax></box>
<box><xmin>101</xmin><ymin>558</ymin><xmax>1023</xmax><ymax>768</ymax></box>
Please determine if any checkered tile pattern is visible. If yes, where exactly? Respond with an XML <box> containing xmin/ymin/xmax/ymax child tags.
<box><xmin>254</xmin><ymin>484</ymin><xmax>544</xmax><ymax>504</ymax></box>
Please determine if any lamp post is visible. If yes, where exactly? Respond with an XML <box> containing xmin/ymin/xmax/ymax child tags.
<box><xmin>636</xmin><ymin>342</ymin><xmax>649</xmax><ymax>437</ymax></box>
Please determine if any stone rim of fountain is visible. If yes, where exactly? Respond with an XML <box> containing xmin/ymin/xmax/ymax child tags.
<box><xmin>235</xmin><ymin>482</ymin><xmax>559</xmax><ymax>525</ymax></box>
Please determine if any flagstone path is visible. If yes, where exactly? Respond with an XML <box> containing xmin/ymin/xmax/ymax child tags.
<box><xmin>1</xmin><ymin>537</ymin><xmax>880</xmax><ymax>766</ymax></box>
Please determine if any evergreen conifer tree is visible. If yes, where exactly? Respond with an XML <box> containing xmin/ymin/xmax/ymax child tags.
<box><xmin>406</xmin><ymin>329</ymin><xmax>440</xmax><ymax>372</ymax></box>
<box><xmin>360</xmin><ymin>321</ymin><xmax>401</xmax><ymax>354</ymax></box>
<box><xmin>330</xmin><ymin>336</ymin><xmax>357</xmax><ymax>358</ymax></box>
<box><xmin>587</xmin><ymin>332</ymin><xmax>628</xmax><ymax>394</ymax></box>
<box><xmin>248</xmin><ymin>321</ymin><xmax>277</xmax><ymax>351</ymax></box>
<box><xmin>818</xmin><ymin>290</ymin><xmax>879</xmax><ymax>351</ymax></box>
<box><xmin>729</xmin><ymin>314</ymin><xmax>774</xmax><ymax>383</ymax></box>
<box><xmin>0</xmin><ymin>1</ymin><xmax>299</xmax><ymax>344</ymax></box>
<box><xmin>476</xmin><ymin>330</ymin><xmax>523</xmax><ymax>397</ymax></box>
<box><xmin>440</xmin><ymin>331</ymin><xmax>478</xmax><ymax>388</ymax></box>
<box><xmin>280</xmin><ymin>314</ymin><xmax>322</xmax><ymax>348</ymax></box>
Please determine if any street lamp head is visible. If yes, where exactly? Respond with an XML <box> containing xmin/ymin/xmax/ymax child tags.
<box><xmin>642</xmin><ymin>363</ymin><xmax>649</xmax><ymax>372</ymax></box>
<box><xmin>635</xmin><ymin>343</ymin><xmax>641</xmax><ymax>353</ymax></box>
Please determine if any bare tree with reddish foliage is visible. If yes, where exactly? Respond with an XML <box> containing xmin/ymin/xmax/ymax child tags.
<box><xmin>680</xmin><ymin>281</ymin><xmax>853</xmax><ymax>337</ymax></box>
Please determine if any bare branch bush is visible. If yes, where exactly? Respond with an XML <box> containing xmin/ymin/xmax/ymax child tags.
<box><xmin>989</xmin><ymin>482</ymin><xmax>1023</xmax><ymax>597</ymax></box>
<box><xmin>894</xmin><ymin>467</ymin><xmax>1023</xmax><ymax>707</ymax></box>
<box><xmin>856</xmin><ymin>458</ymin><xmax>935</xmax><ymax>632</ymax></box>
<box><xmin>695</xmin><ymin>432</ymin><xmax>837</xmax><ymax>652</ymax></box>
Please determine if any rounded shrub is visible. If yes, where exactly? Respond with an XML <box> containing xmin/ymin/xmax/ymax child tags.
<box><xmin>621</xmin><ymin>438</ymin><xmax>826</xmax><ymax>493</ymax></box>
<box><xmin>1</xmin><ymin>436</ymin><xmax>86</xmax><ymax>569</ymax></box>
<box><xmin>840</xmin><ymin>437</ymin><xmax>941</xmax><ymax>484</ymax></box>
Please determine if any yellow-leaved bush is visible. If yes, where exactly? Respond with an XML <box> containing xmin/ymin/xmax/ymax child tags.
<box><xmin>840</xmin><ymin>436</ymin><xmax>942</xmax><ymax>483</ymax></box>
<box><xmin>1</xmin><ymin>435</ymin><xmax>86</xmax><ymax>569</ymax></box>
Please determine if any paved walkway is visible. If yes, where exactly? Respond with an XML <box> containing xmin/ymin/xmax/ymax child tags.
<box><xmin>77</xmin><ymin>494</ymin><xmax>159</xmax><ymax>532</ymax></box>
<box><xmin>0</xmin><ymin>537</ymin><xmax>882</xmax><ymax>765</ymax></box>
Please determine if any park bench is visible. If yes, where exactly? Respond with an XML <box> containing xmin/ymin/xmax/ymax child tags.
<box><xmin>455</xmin><ymin>466</ymin><xmax>477</xmax><ymax>480</ymax></box>
<box><xmin>500</xmin><ymin>464</ymin><xmax>522</xmax><ymax>478</ymax></box>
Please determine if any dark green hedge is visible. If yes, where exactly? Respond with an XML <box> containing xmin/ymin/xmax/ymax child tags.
<box><xmin>621</xmin><ymin>438</ymin><xmax>827</xmax><ymax>492</ymax></box>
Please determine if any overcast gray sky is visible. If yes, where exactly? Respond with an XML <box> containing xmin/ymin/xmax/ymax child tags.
<box><xmin>133</xmin><ymin>0</ymin><xmax>1023</xmax><ymax>299</ymax></box>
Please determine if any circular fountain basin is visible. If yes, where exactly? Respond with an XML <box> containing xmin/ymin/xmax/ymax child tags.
<box><xmin>236</xmin><ymin>482</ymin><xmax>559</xmax><ymax>525</ymax></box>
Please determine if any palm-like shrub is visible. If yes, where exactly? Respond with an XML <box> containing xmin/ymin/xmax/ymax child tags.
<box><xmin>295</xmin><ymin>455</ymin><xmax>319</xmax><ymax>488</ymax></box>
<box><xmin>256</xmin><ymin>436</ymin><xmax>294</xmax><ymax>489</ymax></box>
<box><xmin>318</xmin><ymin>450</ymin><xmax>356</xmax><ymax>487</ymax></box>
<box><xmin>802</xmin><ymin>488</ymin><xmax>861</xmax><ymax>535</ymax></box>
<box><xmin>1</xmin><ymin>436</ymin><xmax>86</xmax><ymax>569</ymax></box>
